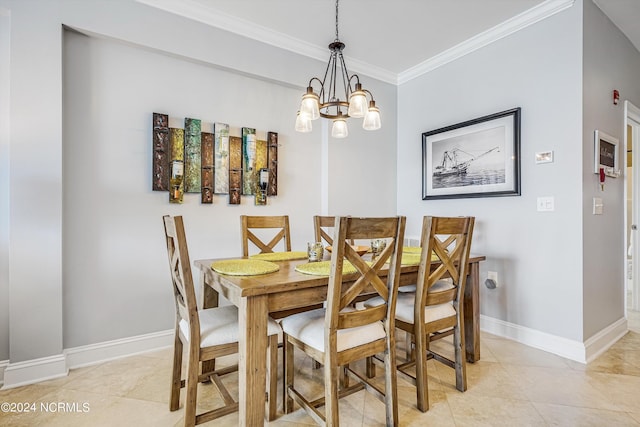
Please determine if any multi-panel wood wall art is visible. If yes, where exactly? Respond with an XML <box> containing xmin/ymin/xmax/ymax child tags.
<box><xmin>152</xmin><ymin>113</ymin><xmax>279</xmax><ymax>205</ymax></box>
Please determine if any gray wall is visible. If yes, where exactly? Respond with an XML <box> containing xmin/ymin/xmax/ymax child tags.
<box><xmin>0</xmin><ymin>6</ymin><xmax>10</xmax><ymax>362</ymax></box>
<box><xmin>397</xmin><ymin>3</ymin><xmax>585</xmax><ymax>341</ymax></box>
<box><xmin>582</xmin><ymin>0</ymin><xmax>640</xmax><ymax>339</ymax></box>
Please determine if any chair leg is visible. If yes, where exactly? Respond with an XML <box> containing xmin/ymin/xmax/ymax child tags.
<box><xmin>340</xmin><ymin>364</ymin><xmax>350</xmax><ymax>388</ymax></box>
<box><xmin>267</xmin><ymin>334</ymin><xmax>278</xmax><ymax>421</ymax></box>
<box><xmin>405</xmin><ymin>331</ymin><xmax>414</xmax><ymax>361</ymax></box>
<box><xmin>384</xmin><ymin>334</ymin><xmax>399</xmax><ymax>426</ymax></box>
<box><xmin>365</xmin><ymin>356</ymin><xmax>376</xmax><ymax>378</ymax></box>
<box><xmin>283</xmin><ymin>334</ymin><xmax>294</xmax><ymax>414</ymax></box>
<box><xmin>324</xmin><ymin>358</ymin><xmax>340</xmax><ymax>426</ymax></box>
<box><xmin>453</xmin><ymin>324</ymin><xmax>467</xmax><ymax>392</ymax></box>
<box><xmin>414</xmin><ymin>330</ymin><xmax>429</xmax><ymax>412</ymax></box>
<box><xmin>170</xmin><ymin>333</ymin><xmax>183</xmax><ymax>411</ymax></box>
<box><xmin>183</xmin><ymin>348</ymin><xmax>199</xmax><ymax>427</ymax></box>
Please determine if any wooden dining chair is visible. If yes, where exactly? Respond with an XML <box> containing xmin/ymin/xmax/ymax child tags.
<box><xmin>241</xmin><ymin>215</ymin><xmax>291</xmax><ymax>256</ymax></box>
<box><xmin>367</xmin><ymin>216</ymin><xmax>474</xmax><ymax>412</ymax></box>
<box><xmin>163</xmin><ymin>215</ymin><xmax>281</xmax><ymax>425</ymax></box>
<box><xmin>281</xmin><ymin>216</ymin><xmax>406</xmax><ymax>426</ymax></box>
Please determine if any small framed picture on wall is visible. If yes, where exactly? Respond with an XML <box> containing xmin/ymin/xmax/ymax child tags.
<box><xmin>594</xmin><ymin>130</ymin><xmax>619</xmax><ymax>177</ymax></box>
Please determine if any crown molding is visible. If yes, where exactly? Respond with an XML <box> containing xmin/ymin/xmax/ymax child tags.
<box><xmin>137</xmin><ymin>0</ymin><xmax>574</xmax><ymax>86</ymax></box>
<box><xmin>398</xmin><ymin>0</ymin><xmax>575</xmax><ymax>84</ymax></box>
<box><xmin>135</xmin><ymin>0</ymin><xmax>398</xmax><ymax>83</ymax></box>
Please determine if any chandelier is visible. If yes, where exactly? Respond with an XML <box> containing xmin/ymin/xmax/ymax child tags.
<box><xmin>295</xmin><ymin>0</ymin><xmax>381</xmax><ymax>138</ymax></box>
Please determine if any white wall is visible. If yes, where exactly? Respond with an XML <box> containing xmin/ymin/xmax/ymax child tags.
<box><xmin>0</xmin><ymin>5</ymin><xmax>10</xmax><ymax>362</ymax></box>
<box><xmin>582</xmin><ymin>0</ymin><xmax>640</xmax><ymax>339</ymax></box>
<box><xmin>3</xmin><ymin>0</ymin><xmax>397</xmax><ymax>378</ymax></box>
<box><xmin>398</xmin><ymin>4</ymin><xmax>585</xmax><ymax>342</ymax></box>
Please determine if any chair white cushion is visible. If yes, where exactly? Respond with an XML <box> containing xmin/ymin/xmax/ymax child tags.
<box><xmin>280</xmin><ymin>307</ymin><xmax>386</xmax><ymax>353</ymax></box>
<box><xmin>394</xmin><ymin>297</ymin><xmax>456</xmax><ymax>325</ymax></box>
<box><xmin>398</xmin><ymin>278</ymin><xmax>453</xmax><ymax>293</ymax></box>
<box><xmin>179</xmin><ymin>305</ymin><xmax>280</xmax><ymax>348</ymax></box>
<box><xmin>363</xmin><ymin>279</ymin><xmax>456</xmax><ymax>325</ymax></box>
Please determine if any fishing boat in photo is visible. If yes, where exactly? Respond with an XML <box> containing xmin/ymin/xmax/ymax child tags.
<box><xmin>433</xmin><ymin>146</ymin><xmax>500</xmax><ymax>177</ymax></box>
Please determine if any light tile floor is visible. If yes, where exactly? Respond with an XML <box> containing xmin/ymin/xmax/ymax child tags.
<box><xmin>1</xmin><ymin>311</ymin><xmax>639</xmax><ymax>427</ymax></box>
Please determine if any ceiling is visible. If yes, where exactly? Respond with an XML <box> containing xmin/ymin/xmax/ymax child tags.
<box><xmin>139</xmin><ymin>0</ymin><xmax>640</xmax><ymax>84</ymax></box>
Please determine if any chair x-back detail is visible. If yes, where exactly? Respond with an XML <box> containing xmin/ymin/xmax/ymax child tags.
<box><xmin>394</xmin><ymin>216</ymin><xmax>474</xmax><ymax>412</ymax></box>
<box><xmin>313</xmin><ymin>215</ymin><xmax>353</xmax><ymax>247</ymax></box>
<box><xmin>241</xmin><ymin>215</ymin><xmax>291</xmax><ymax>256</ymax></box>
<box><xmin>163</xmin><ymin>215</ymin><xmax>280</xmax><ymax>426</ymax></box>
<box><xmin>281</xmin><ymin>216</ymin><xmax>406</xmax><ymax>426</ymax></box>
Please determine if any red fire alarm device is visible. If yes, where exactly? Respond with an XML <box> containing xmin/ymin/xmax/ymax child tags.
<box><xmin>613</xmin><ymin>89</ymin><xmax>620</xmax><ymax>105</ymax></box>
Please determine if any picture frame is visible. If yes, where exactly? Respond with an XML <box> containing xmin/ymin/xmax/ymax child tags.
<box><xmin>594</xmin><ymin>130</ymin><xmax>619</xmax><ymax>177</ymax></box>
<box><xmin>422</xmin><ymin>107</ymin><xmax>521</xmax><ymax>200</ymax></box>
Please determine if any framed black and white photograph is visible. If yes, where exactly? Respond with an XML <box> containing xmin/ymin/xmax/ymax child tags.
<box><xmin>594</xmin><ymin>130</ymin><xmax>619</xmax><ymax>177</ymax></box>
<box><xmin>422</xmin><ymin>107</ymin><xmax>521</xmax><ymax>200</ymax></box>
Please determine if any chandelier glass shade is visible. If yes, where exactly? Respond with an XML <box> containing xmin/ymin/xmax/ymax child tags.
<box><xmin>295</xmin><ymin>0</ymin><xmax>381</xmax><ymax>138</ymax></box>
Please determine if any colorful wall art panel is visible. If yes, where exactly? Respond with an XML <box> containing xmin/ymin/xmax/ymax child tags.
<box><xmin>150</xmin><ymin>112</ymin><xmax>279</xmax><ymax>206</ymax></box>
<box><xmin>184</xmin><ymin>118</ymin><xmax>202</xmax><ymax>193</ymax></box>
<box><xmin>201</xmin><ymin>131</ymin><xmax>214</xmax><ymax>204</ymax></box>
<box><xmin>152</xmin><ymin>113</ymin><xmax>169</xmax><ymax>191</ymax></box>
<box><xmin>214</xmin><ymin>122</ymin><xmax>230</xmax><ymax>194</ymax></box>
<box><xmin>267</xmin><ymin>132</ymin><xmax>278</xmax><ymax>196</ymax></box>
<box><xmin>229</xmin><ymin>136</ymin><xmax>243</xmax><ymax>205</ymax></box>
<box><xmin>169</xmin><ymin>127</ymin><xmax>185</xmax><ymax>204</ymax></box>
<box><xmin>242</xmin><ymin>127</ymin><xmax>256</xmax><ymax>195</ymax></box>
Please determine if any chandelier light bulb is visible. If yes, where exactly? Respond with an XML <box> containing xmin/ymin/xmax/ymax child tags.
<box><xmin>295</xmin><ymin>111</ymin><xmax>313</xmax><ymax>133</ymax></box>
<box><xmin>300</xmin><ymin>87</ymin><xmax>320</xmax><ymax>120</ymax></box>
<box><xmin>348</xmin><ymin>84</ymin><xmax>367</xmax><ymax>118</ymax></box>
<box><xmin>331</xmin><ymin>117</ymin><xmax>348</xmax><ymax>138</ymax></box>
<box><xmin>363</xmin><ymin>101</ymin><xmax>381</xmax><ymax>131</ymax></box>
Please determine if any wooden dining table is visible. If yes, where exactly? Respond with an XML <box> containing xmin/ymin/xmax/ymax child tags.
<box><xmin>194</xmin><ymin>254</ymin><xmax>485</xmax><ymax>426</ymax></box>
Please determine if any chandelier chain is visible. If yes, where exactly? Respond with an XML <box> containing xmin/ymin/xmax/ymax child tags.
<box><xmin>335</xmin><ymin>0</ymin><xmax>339</xmax><ymax>41</ymax></box>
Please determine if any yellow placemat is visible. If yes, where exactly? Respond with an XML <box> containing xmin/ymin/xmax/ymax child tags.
<box><xmin>295</xmin><ymin>261</ymin><xmax>358</xmax><ymax>276</ymax></box>
<box><xmin>386</xmin><ymin>250</ymin><xmax>441</xmax><ymax>265</ymax></box>
<box><xmin>211</xmin><ymin>259</ymin><xmax>280</xmax><ymax>276</ymax></box>
<box><xmin>249</xmin><ymin>251</ymin><xmax>308</xmax><ymax>261</ymax></box>
<box><xmin>400</xmin><ymin>253</ymin><xmax>421</xmax><ymax>265</ymax></box>
<box><xmin>403</xmin><ymin>246</ymin><xmax>422</xmax><ymax>254</ymax></box>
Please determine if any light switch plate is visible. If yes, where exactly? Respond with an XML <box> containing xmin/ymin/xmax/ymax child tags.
<box><xmin>593</xmin><ymin>197</ymin><xmax>604</xmax><ymax>215</ymax></box>
<box><xmin>537</xmin><ymin>196</ymin><xmax>555</xmax><ymax>212</ymax></box>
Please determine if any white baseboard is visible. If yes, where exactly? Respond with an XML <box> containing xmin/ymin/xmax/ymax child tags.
<box><xmin>0</xmin><ymin>359</ymin><xmax>8</xmax><ymax>387</ymax></box>
<box><xmin>2</xmin><ymin>354</ymin><xmax>68</xmax><ymax>390</ymax></box>
<box><xmin>65</xmin><ymin>329</ymin><xmax>173</xmax><ymax>369</ymax></box>
<box><xmin>480</xmin><ymin>315</ymin><xmax>628</xmax><ymax>363</ymax></box>
<box><xmin>583</xmin><ymin>317</ymin><xmax>628</xmax><ymax>363</ymax></box>
<box><xmin>0</xmin><ymin>329</ymin><xmax>173</xmax><ymax>389</ymax></box>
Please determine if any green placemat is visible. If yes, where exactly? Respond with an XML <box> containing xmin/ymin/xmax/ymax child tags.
<box><xmin>249</xmin><ymin>251</ymin><xmax>308</xmax><ymax>261</ymax></box>
<box><xmin>295</xmin><ymin>260</ymin><xmax>358</xmax><ymax>276</ymax></box>
<box><xmin>211</xmin><ymin>259</ymin><xmax>280</xmax><ymax>276</ymax></box>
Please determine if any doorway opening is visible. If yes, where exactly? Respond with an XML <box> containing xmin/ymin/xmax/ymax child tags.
<box><xmin>625</xmin><ymin>100</ymin><xmax>640</xmax><ymax>331</ymax></box>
